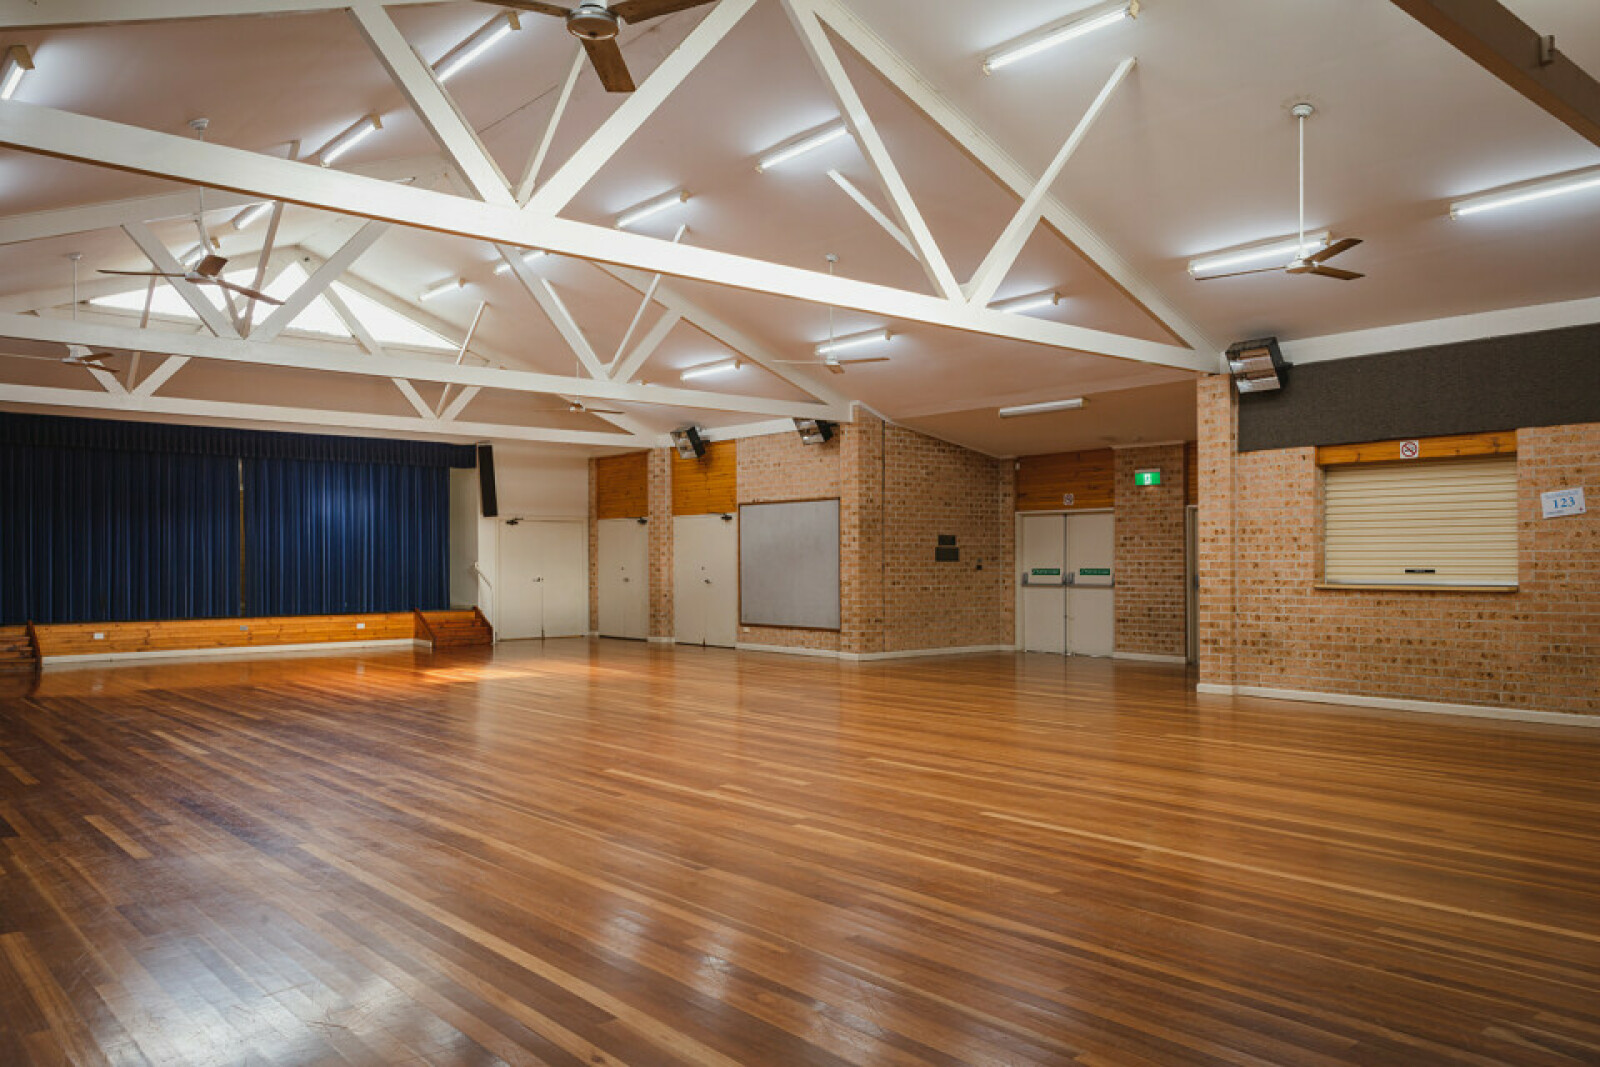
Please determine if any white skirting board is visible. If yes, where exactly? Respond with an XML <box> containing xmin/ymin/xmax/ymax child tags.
<box><xmin>1112</xmin><ymin>651</ymin><xmax>1188</xmax><ymax>665</ymax></box>
<box><xmin>42</xmin><ymin>638</ymin><xmax>426</xmax><ymax>669</ymax></box>
<box><xmin>647</xmin><ymin>636</ymin><xmax>676</xmax><ymax>644</ymax></box>
<box><xmin>735</xmin><ymin>642</ymin><xmax>1014</xmax><ymax>662</ymax></box>
<box><xmin>1195</xmin><ymin>683</ymin><xmax>1597</xmax><ymax>728</ymax></box>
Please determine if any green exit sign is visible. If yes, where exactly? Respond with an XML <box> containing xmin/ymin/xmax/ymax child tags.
<box><xmin>1135</xmin><ymin>469</ymin><xmax>1162</xmax><ymax>487</ymax></box>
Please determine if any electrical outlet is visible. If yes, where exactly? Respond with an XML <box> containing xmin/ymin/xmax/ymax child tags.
<box><xmin>356</xmin><ymin>622</ymin><xmax>366</xmax><ymax>630</ymax></box>
<box><xmin>92</xmin><ymin>632</ymin><xmax>104</xmax><ymax>640</ymax></box>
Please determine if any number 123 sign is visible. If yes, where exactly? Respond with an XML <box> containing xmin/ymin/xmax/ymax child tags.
<box><xmin>1541</xmin><ymin>487</ymin><xmax>1587</xmax><ymax>519</ymax></box>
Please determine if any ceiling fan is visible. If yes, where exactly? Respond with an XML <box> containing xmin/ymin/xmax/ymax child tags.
<box><xmin>1199</xmin><ymin>103</ymin><xmax>1365</xmax><ymax>282</ymax></box>
<box><xmin>566</xmin><ymin>400</ymin><xmax>626</xmax><ymax>416</ymax></box>
<box><xmin>776</xmin><ymin>253</ymin><xmax>893</xmax><ymax>374</ymax></box>
<box><xmin>2</xmin><ymin>347</ymin><xmax>123</xmax><ymax>373</ymax></box>
<box><xmin>483</xmin><ymin>0</ymin><xmax>717</xmax><ymax>92</ymax></box>
<box><xmin>99</xmin><ymin>253</ymin><xmax>285</xmax><ymax>306</ymax></box>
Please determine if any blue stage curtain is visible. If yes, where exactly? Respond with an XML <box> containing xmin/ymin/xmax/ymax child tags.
<box><xmin>0</xmin><ymin>444</ymin><xmax>240</xmax><ymax>625</ymax></box>
<box><xmin>243</xmin><ymin>458</ymin><xmax>449</xmax><ymax>616</ymax></box>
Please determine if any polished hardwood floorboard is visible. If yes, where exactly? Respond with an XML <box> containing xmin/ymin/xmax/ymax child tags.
<box><xmin>0</xmin><ymin>641</ymin><xmax>1596</xmax><ymax>1066</ymax></box>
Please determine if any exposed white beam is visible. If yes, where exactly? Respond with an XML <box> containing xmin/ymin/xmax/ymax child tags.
<box><xmin>0</xmin><ymin>100</ymin><xmax>1205</xmax><ymax>370</ymax></box>
<box><xmin>611</xmin><ymin>308</ymin><xmax>680</xmax><ymax>385</ymax></box>
<box><xmin>121</xmin><ymin>222</ymin><xmax>240</xmax><ymax>339</ymax></box>
<box><xmin>965</xmin><ymin>57</ymin><xmax>1134</xmax><ymax>308</ymax></box>
<box><xmin>0</xmin><ymin>0</ymin><xmax>441</xmax><ymax>28</ymax></box>
<box><xmin>253</xmin><ymin>220</ymin><xmax>387</xmax><ymax>342</ymax></box>
<box><xmin>609</xmin><ymin>222</ymin><xmax>686</xmax><ymax>367</ymax></box>
<box><xmin>132</xmin><ymin>356</ymin><xmax>189</xmax><ymax>398</ymax></box>
<box><xmin>811</xmin><ymin>0</ymin><xmax>1218</xmax><ymax>358</ymax></box>
<box><xmin>0</xmin><ymin>312</ymin><xmax>852</xmax><ymax>420</ymax></box>
<box><xmin>516</xmin><ymin>45</ymin><xmax>586</xmax><ymax>205</ymax></box>
<box><xmin>827</xmin><ymin>169</ymin><xmax>914</xmax><ymax>256</ymax></box>
<box><xmin>525</xmin><ymin>0</ymin><xmax>758</xmax><ymax>215</ymax></box>
<box><xmin>439</xmin><ymin>386</ymin><xmax>480</xmax><ymax>422</ymax></box>
<box><xmin>320</xmin><ymin>281</ymin><xmax>435</xmax><ymax>420</ymax></box>
<box><xmin>782</xmin><ymin>0</ymin><xmax>962</xmax><ymax>303</ymax></box>
<box><xmin>240</xmin><ymin>200</ymin><xmax>287</xmax><ymax>334</ymax></box>
<box><xmin>496</xmin><ymin>243</ymin><xmax>608</xmax><ymax>380</ymax></box>
<box><xmin>347</xmin><ymin>1</ymin><xmax>514</xmax><ymax>207</ymax></box>
<box><xmin>0</xmin><ymin>383</ymin><xmax>642</xmax><ymax>448</ymax></box>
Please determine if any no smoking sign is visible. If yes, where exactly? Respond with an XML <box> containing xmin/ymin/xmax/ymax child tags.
<box><xmin>1399</xmin><ymin>440</ymin><xmax>1420</xmax><ymax>459</ymax></box>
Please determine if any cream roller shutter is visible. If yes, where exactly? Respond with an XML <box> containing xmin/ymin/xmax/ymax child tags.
<box><xmin>1324</xmin><ymin>456</ymin><xmax>1518</xmax><ymax>586</ymax></box>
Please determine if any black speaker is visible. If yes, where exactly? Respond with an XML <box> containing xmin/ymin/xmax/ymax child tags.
<box><xmin>477</xmin><ymin>443</ymin><xmax>498</xmax><ymax>518</ymax></box>
<box><xmin>669</xmin><ymin>426</ymin><xmax>706</xmax><ymax>459</ymax></box>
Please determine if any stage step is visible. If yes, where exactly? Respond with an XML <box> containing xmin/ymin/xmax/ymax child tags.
<box><xmin>0</xmin><ymin>625</ymin><xmax>38</xmax><ymax>673</ymax></box>
<box><xmin>418</xmin><ymin>611</ymin><xmax>493</xmax><ymax>649</ymax></box>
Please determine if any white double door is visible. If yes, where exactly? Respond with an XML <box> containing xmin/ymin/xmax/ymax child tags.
<box><xmin>497</xmin><ymin>519</ymin><xmax>589</xmax><ymax>640</ymax></box>
<box><xmin>1018</xmin><ymin>512</ymin><xmax>1114</xmax><ymax>656</ymax></box>
<box><xmin>597</xmin><ymin>518</ymin><xmax>649</xmax><ymax>640</ymax></box>
<box><xmin>673</xmin><ymin>513</ymin><xmax>738</xmax><ymax>648</ymax></box>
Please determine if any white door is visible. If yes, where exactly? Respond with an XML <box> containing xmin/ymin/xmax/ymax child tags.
<box><xmin>497</xmin><ymin>520</ymin><xmax>590</xmax><ymax>640</ymax></box>
<box><xmin>673</xmin><ymin>514</ymin><xmax>739</xmax><ymax>647</ymax></box>
<box><xmin>1018</xmin><ymin>514</ymin><xmax>1067</xmax><ymax>653</ymax></box>
<box><xmin>1065</xmin><ymin>512</ymin><xmax>1115</xmax><ymax>657</ymax></box>
<box><xmin>597</xmin><ymin>518</ymin><xmax>649</xmax><ymax>640</ymax></box>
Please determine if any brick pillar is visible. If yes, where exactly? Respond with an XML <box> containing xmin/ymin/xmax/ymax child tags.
<box><xmin>1197</xmin><ymin>375</ymin><xmax>1237</xmax><ymax>687</ymax></box>
<box><xmin>587</xmin><ymin>458</ymin><xmax>599</xmax><ymax>633</ymax></box>
<box><xmin>1114</xmin><ymin>442</ymin><xmax>1187</xmax><ymax>657</ymax></box>
<box><xmin>648</xmin><ymin>448</ymin><xmax>674</xmax><ymax>640</ymax></box>
<box><xmin>840</xmin><ymin>411</ymin><xmax>886</xmax><ymax>656</ymax></box>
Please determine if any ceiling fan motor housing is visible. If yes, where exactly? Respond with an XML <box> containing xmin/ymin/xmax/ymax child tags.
<box><xmin>567</xmin><ymin>4</ymin><xmax>620</xmax><ymax>40</ymax></box>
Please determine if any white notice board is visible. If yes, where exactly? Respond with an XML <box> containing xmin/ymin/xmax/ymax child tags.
<box><xmin>738</xmin><ymin>499</ymin><xmax>841</xmax><ymax>630</ymax></box>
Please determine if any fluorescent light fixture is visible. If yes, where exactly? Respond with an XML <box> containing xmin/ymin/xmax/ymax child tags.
<box><xmin>992</xmin><ymin>289</ymin><xmax>1061</xmax><ymax>314</ymax></box>
<box><xmin>492</xmin><ymin>248</ymin><xmax>548</xmax><ymax>276</ymax></box>
<box><xmin>232</xmin><ymin>202</ymin><xmax>273</xmax><ymax>230</ymax></box>
<box><xmin>418</xmin><ymin>277</ymin><xmax>466</xmax><ymax>303</ymax></box>
<box><xmin>755</xmin><ymin>121</ymin><xmax>849</xmax><ymax>173</ymax></box>
<box><xmin>998</xmin><ymin>397</ymin><xmax>1084</xmax><ymax>418</ymax></box>
<box><xmin>317</xmin><ymin>114</ymin><xmax>383</xmax><ymax>166</ymax></box>
<box><xmin>434</xmin><ymin>12</ymin><xmax>519</xmax><ymax>84</ymax></box>
<box><xmin>815</xmin><ymin>328</ymin><xmax>890</xmax><ymax>358</ymax></box>
<box><xmin>1449</xmin><ymin>166</ymin><xmax>1600</xmax><ymax>219</ymax></box>
<box><xmin>983</xmin><ymin>1</ymin><xmax>1137</xmax><ymax>74</ymax></box>
<box><xmin>0</xmin><ymin>45</ymin><xmax>34</xmax><ymax>101</ymax></box>
<box><xmin>1188</xmin><ymin>231</ymin><xmax>1329</xmax><ymax>276</ymax></box>
<box><xmin>616</xmin><ymin>189</ymin><xmax>689</xmax><ymax>229</ymax></box>
<box><xmin>178</xmin><ymin>243</ymin><xmax>208</xmax><ymax>268</ymax></box>
<box><xmin>680</xmin><ymin>357</ymin><xmax>740</xmax><ymax>381</ymax></box>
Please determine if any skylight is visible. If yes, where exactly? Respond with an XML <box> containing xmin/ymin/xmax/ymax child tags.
<box><xmin>90</xmin><ymin>261</ymin><xmax>455</xmax><ymax>351</ymax></box>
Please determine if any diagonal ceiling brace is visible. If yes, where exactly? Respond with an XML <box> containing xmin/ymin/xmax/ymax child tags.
<box><xmin>516</xmin><ymin>44</ymin><xmax>587</xmax><ymax>205</ymax></box>
<box><xmin>121</xmin><ymin>222</ymin><xmax>240</xmax><ymax>339</ymax></box>
<box><xmin>253</xmin><ymin>220</ymin><xmax>388</xmax><ymax>343</ymax></box>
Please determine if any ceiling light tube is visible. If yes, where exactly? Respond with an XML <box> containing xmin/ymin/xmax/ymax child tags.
<box><xmin>492</xmin><ymin>248</ymin><xmax>548</xmax><ymax>276</ymax></box>
<box><xmin>418</xmin><ymin>277</ymin><xmax>466</xmax><ymax>302</ymax></box>
<box><xmin>680</xmin><ymin>357</ymin><xmax>740</xmax><ymax>381</ymax></box>
<box><xmin>1188</xmin><ymin>231</ymin><xmax>1330</xmax><ymax>276</ymax></box>
<box><xmin>1449</xmin><ymin>166</ymin><xmax>1600</xmax><ymax>219</ymax></box>
<box><xmin>317</xmin><ymin>114</ymin><xmax>383</xmax><ymax>166</ymax></box>
<box><xmin>434</xmin><ymin>12</ymin><xmax>520</xmax><ymax>84</ymax></box>
<box><xmin>0</xmin><ymin>45</ymin><xmax>34</xmax><ymax>101</ymax></box>
<box><xmin>983</xmin><ymin>1</ymin><xmax>1137</xmax><ymax>74</ymax></box>
<box><xmin>756</xmin><ymin>121</ymin><xmax>849</xmax><ymax>173</ymax></box>
<box><xmin>815</xmin><ymin>328</ymin><xmax>890</xmax><ymax>358</ymax></box>
<box><xmin>998</xmin><ymin>397</ymin><xmax>1085</xmax><ymax>418</ymax></box>
<box><xmin>178</xmin><ymin>243</ymin><xmax>208</xmax><ymax>268</ymax></box>
<box><xmin>616</xmin><ymin>189</ymin><xmax>690</xmax><ymax>229</ymax></box>
<box><xmin>232</xmin><ymin>202</ymin><xmax>273</xmax><ymax>230</ymax></box>
<box><xmin>992</xmin><ymin>289</ymin><xmax>1061</xmax><ymax>314</ymax></box>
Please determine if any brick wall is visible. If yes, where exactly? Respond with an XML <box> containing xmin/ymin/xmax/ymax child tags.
<box><xmin>1200</xmin><ymin>376</ymin><xmax>1600</xmax><ymax>715</ymax></box>
<box><xmin>647</xmin><ymin>448</ymin><xmax>673</xmax><ymax>639</ymax></box>
<box><xmin>587</xmin><ymin>457</ymin><xmax>599</xmax><ymax>632</ymax></box>
<box><xmin>1114</xmin><ymin>443</ymin><xmax>1187</xmax><ymax>658</ymax></box>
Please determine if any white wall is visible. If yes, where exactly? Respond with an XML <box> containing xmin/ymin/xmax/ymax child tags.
<box><xmin>448</xmin><ymin>467</ymin><xmax>481</xmax><ymax>609</ymax></box>
<box><xmin>469</xmin><ymin>445</ymin><xmax>592</xmax><ymax>627</ymax></box>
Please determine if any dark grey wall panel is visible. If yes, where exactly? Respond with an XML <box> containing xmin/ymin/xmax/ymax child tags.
<box><xmin>1238</xmin><ymin>323</ymin><xmax>1600</xmax><ymax>452</ymax></box>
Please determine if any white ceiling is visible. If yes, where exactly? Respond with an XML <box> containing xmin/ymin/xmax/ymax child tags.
<box><xmin>0</xmin><ymin>0</ymin><xmax>1596</xmax><ymax>457</ymax></box>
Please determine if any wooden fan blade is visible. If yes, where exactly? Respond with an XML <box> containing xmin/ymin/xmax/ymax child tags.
<box><xmin>611</xmin><ymin>0</ymin><xmax>716</xmax><ymax>23</ymax></box>
<box><xmin>1308</xmin><ymin>237</ymin><xmax>1361</xmax><ymax>264</ymax></box>
<box><xmin>581</xmin><ymin>408</ymin><xmax>626</xmax><ymax>416</ymax></box>
<box><xmin>194</xmin><ymin>254</ymin><xmax>228</xmax><ymax>278</ymax></box>
<box><xmin>1194</xmin><ymin>266</ymin><xmax>1282</xmax><ymax>281</ymax></box>
<box><xmin>98</xmin><ymin>269</ymin><xmax>184</xmax><ymax>278</ymax></box>
<box><xmin>486</xmin><ymin>0</ymin><xmax>571</xmax><ymax>15</ymax></box>
<box><xmin>582</xmin><ymin>35</ymin><xmax>635</xmax><ymax>92</ymax></box>
<box><xmin>1308</xmin><ymin>265</ymin><xmax>1364</xmax><ymax>281</ymax></box>
<box><xmin>832</xmin><ymin>356</ymin><xmax>891</xmax><ymax>365</ymax></box>
<box><xmin>213</xmin><ymin>280</ymin><xmax>286</xmax><ymax>305</ymax></box>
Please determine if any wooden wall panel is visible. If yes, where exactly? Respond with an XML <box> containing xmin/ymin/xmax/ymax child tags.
<box><xmin>673</xmin><ymin>440</ymin><xmax>737</xmax><ymax>515</ymax></box>
<box><xmin>595</xmin><ymin>451</ymin><xmax>650</xmax><ymax>519</ymax></box>
<box><xmin>34</xmin><ymin>613</ymin><xmax>418</xmax><ymax>658</ymax></box>
<box><xmin>1316</xmin><ymin>431</ymin><xmax>1516</xmax><ymax>467</ymax></box>
<box><xmin>1015</xmin><ymin>449</ymin><xmax>1115</xmax><ymax>511</ymax></box>
<box><xmin>1185</xmin><ymin>441</ymin><xmax>1198</xmax><ymax>507</ymax></box>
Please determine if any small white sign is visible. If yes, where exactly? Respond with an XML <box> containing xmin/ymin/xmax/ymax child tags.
<box><xmin>1062</xmin><ymin>493</ymin><xmax>1075</xmax><ymax>506</ymax></box>
<box><xmin>1399</xmin><ymin>440</ymin><xmax>1420</xmax><ymax>459</ymax></box>
<box><xmin>1541</xmin><ymin>487</ymin><xmax>1587</xmax><ymax>519</ymax></box>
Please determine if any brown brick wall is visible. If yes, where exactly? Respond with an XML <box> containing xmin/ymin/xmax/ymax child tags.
<box><xmin>1200</xmin><ymin>375</ymin><xmax>1600</xmax><ymax>715</ymax></box>
<box><xmin>647</xmin><ymin>448</ymin><xmax>673</xmax><ymax>639</ymax></box>
<box><xmin>1114</xmin><ymin>444</ymin><xmax>1187</xmax><ymax>658</ymax></box>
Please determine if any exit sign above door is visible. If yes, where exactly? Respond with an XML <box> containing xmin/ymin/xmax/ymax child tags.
<box><xmin>1134</xmin><ymin>469</ymin><xmax>1162</xmax><ymax>487</ymax></box>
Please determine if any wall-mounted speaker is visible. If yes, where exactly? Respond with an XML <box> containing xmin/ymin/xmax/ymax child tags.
<box><xmin>477</xmin><ymin>443</ymin><xmax>498</xmax><ymax>517</ymax></box>
<box><xmin>670</xmin><ymin>426</ymin><xmax>706</xmax><ymax>459</ymax></box>
<box><xmin>794</xmin><ymin>418</ymin><xmax>835</xmax><ymax>445</ymax></box>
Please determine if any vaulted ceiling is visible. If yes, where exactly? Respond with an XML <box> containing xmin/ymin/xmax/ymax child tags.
<box><xmin>0</xmin><ymin>0</ymin><xmax>1595</xmax><ymax>457</ymax></box>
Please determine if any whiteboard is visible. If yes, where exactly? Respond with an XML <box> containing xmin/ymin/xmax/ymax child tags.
<box><xmin>739</xmin><ymin>499</ymin><xmax>840</xmax><ymax>630</ymax></box>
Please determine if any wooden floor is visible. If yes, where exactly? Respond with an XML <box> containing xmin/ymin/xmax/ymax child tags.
<box><xmin>1</xmin><ymin>642</ymin><xmax>1597</xmax><ymax>1066</ymax></box>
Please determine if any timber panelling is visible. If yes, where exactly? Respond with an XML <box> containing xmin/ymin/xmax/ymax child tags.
<box><xmin>1015</xmin><ymin>449</ymin><xmax>1115</xmax><ymax>511</ymax></box>
<box><xmin>595</xmin><ymin>451</ymin><xmax>650</xmax><ymax>519</ymax></box>
<box><xmin>33</xmin><ymin>613</ymin><xmax>418</xmax><ymax>658</ymax></box>
<box><xmin>1316</xmin><ymin>431</ymin><xmax>1517</xmax><ymax>467</ymax></box>
<box><xmin>673</xmin><ymin>439</ymin><xmax>737</xmax><ymax>515</ymax></box>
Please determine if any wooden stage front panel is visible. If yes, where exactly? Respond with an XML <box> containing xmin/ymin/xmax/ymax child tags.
<box><xmin>0</xmin><ymin>642</ymin><xmax>1596</xmax><ymax>1065</ymax></box>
